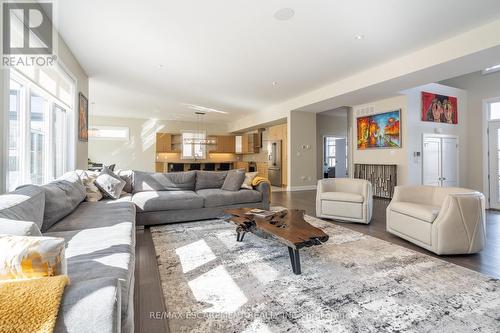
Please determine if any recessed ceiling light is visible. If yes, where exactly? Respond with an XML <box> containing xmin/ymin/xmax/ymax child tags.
<box><xmin>274</xmin><ymin>8</ymin><xmax>295</xmax><ymax>21</ymax></box>
<box><xmin>181</xmin><ymin>103</ymin><xmax>228</xmax><ymax>114</ymax></box>
<box><xmin>272</xmin><ymin>81</ymin><xmax>278</xmax><ymax>86</ymax></box>
<box><xmin>355</xmin><ymin>35</ymin><xmax>365</xmax><ymax>40</ymax></box>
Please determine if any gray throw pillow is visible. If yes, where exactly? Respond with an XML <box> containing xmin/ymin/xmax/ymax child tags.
<box><xmin>95</xmin><ymin>166</ymin><xmax>126</xmax><ymax>199</ymax></box>
<box><xmin>41</xmin><ymin>171</ymin><xmax>86</xmax><ymax>232</ymax></box>
<box><xmin>221</xmin><ymin>170</ymin><xmax>246</xmax><ymax>191</ymax></box>
<box><xmin>115</xmin><ymin>169</ymin><xmax>134</xmax><ymax>193</ymax></box>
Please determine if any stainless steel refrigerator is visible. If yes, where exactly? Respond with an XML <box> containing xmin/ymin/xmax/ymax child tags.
<box><xmin>267</xmin><ymin>140</ymin><xmax>282</xmax><ymax>186</ymax></box>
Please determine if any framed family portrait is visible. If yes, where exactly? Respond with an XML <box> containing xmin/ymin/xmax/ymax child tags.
<box><xmin>78</xmin><ymin>92</ymin><xmax>88</xmax><ymax>142</ymax></box>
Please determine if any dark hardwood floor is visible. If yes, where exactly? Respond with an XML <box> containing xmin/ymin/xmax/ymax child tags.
<box><xmin>134</xmin><ymin>190</ymin><xmax>500</xmax><ymax>332</ymax></box>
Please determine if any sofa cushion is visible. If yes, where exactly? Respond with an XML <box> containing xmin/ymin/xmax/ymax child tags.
<box><xmin>95</xmin><ymin>166</ymin><xmax>126</xmax><ymax>200</ymax></box>
<box><xmin>320</xmin><ymin>191</ymin><xmax>364</xmax><ymax>203</ymax></box>
<box><xmin>0</xmin><ymin>218</ymin><xmax>42</xmax><ymax>236</ymax></box>
<box><xmin>46</xmin><ymin>222</ymin><xmax>135</xmax><ymax>333</ymax></box>
<box><xmin>45</xmin><ymin>200</ymin><xmax>136</xmax><ymax>233</ymax></box>
<box><xmin>195</xmin><ymin>171</ymin><xmax>227</xmax><ymax>190</ymax></box>
<box><xmin>55</xmin><ymin>278</ymin><xmax>121</xmax><ymax>333</ymax></box>
<box><xmin>40</xmin><ymin>172</ymin><xmax>86</xmax><ymax>232</ymax></box>
<box><xmin>0</xmin><ymin>185</ymin><xmax>45</xmax><ymax>229</ymax></box>
<box><xmin>132</xmin><ymin>191</ymin><xmax>204</xmax><ymax>212</ymax></box>
<box><xmin>390</xmin><ymin>201</ymin><xmax>440</xmax><ymax>223</ymax></box>
<box><xmin>133</xmin><ymin>171</ymin><xmax>196</xmax><ymax>192</ymax></box>
<box><xmin>197</xmin><ymin>188</ymin><xmax>262</xmax><ymax>208</ymax></box>
<box><xmin>221</xmin><ymin>170</ymin><xmax>246</xmax><ymax>191</ymax></box>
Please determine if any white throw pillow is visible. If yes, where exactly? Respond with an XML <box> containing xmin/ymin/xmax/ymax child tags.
<box><xmin>79</xmin><ymin>171</ymin><xmax>103</xmax><ymax>202</ymax></box>
<box><xmin>241</xmin><ymin>172</ymin><xmax>258</xmax><ymax>189</ymax></box>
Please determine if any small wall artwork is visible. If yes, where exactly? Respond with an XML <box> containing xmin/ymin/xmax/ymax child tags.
<box><xmin>78</xmin><ymin>92</ymin><xmax>88</xmax><ymax>142</ymax></box>
<box><xmin>421</xmin><ymin>91</ymin><xmax>457</xmax><ymax>124</ymax></box>
<box><xmin>357</xmin><ymin>110</ymin><xmax>401</xmax><ymax>149</ymax></box>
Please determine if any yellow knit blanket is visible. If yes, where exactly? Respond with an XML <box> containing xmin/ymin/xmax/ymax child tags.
<box><xmin>0</xmin><ymin>275</ymin><xmax>69</xmax><ymax>333</ymax></box>
<box><xmin>252</xmin><ymin>176</ymin><xmax>272</xmax><ymax>202</ymax></box>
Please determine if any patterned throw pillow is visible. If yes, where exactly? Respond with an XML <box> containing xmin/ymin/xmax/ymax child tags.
<box><xmin>0</xmin><ymin>235</ymin><xmax>66</xmax><ymax>279</ymax></box>
<box><xmin>241</xmin><ymin>172</ymin><xmax>258</xmax><ymax>189</ymax></box>
<box><xmin>79</xmin><ymin>170</ymin><xmax>103</xmax><ymax>202</ymax></box>
<box><xmin>95</xmin><ymin>166</ymin><xmax>126</xmax><ymax>200</ymax></box>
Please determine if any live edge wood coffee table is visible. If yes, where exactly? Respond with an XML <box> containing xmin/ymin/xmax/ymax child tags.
<box><xmin>223</xmin><ymin>208</ymin><xmax>329</xmax><ymax>275</ymax></box>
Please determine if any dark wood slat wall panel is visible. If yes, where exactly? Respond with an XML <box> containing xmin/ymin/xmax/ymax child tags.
<box><xmin>354</xmin><ymin>164</ymin><xmax>397</xmax><ymax>198</ymax></box>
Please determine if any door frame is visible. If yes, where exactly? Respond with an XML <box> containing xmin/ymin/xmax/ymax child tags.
<box><xmin>422</xmin><ymin>133</ymin><xmax>459</xmax><ymax>187</ymax></box>
<box><xmin>483</xmin><ymin>97</ymin><xmax>500</xmax><ymax>209</ymax></box>
<box><xmin>322</xmin><ymin>135</ymin><xmax>347</xmax><ymax>178</ymax></box>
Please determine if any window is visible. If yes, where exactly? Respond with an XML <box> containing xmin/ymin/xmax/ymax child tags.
<box><xmin>6</xmin><ymin>69</ymin><xmax>75</xmax><ymax>191</ymax></box>
<box><xmin>325</xmin><ymin>137</ymin><xmax>336</xmax><ymax>167</ymax></box>
<box><xmin>182</xmin><ymin>131</ymin><xmax>207</xmax><ymax>159</ymax></box>
<box><xmin>89</xmin><ymin>126</ymin><xmax>129</xmax><ymax>140</ymax></box>
<box><xmin>490</xmin><ymin>102</ymin><xmax>500</xmax><ymax>120</ymax></box>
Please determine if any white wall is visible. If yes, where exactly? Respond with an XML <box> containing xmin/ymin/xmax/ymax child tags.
<box><xmin>289</xmin><ymin>111</ymin><xmax>317</xmax><ymax>189</ymax></box>
<box><xmin>352</xmin><ymin>95</ymin><xmax>409</xmax><ymax>184</ymax></box>
<box><xmin>316</xmin><ymin>112</ymin><xmax>348</xmax><ymax>179</ymax></box>
<box><xmin>89</xmin><ymin>116</ymin><xmax>229</xmax><ymax>171</ymax></box>
<box><xmin>402</xmin><ymin>83</ymin><xmax>468</xmax><ymax>186</ymax></box>
<box><xmin>441</xmin><ymin>71</ymin><xmax>500</xmax><ymax>193</ymax></box>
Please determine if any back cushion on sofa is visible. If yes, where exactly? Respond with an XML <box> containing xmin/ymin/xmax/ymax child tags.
<box><xmin>195</xmin><ymin>171</ymin><xmax>227</xmax><ymax>191</ymax></box>
<box><xmin>40</xmin><ymin>171</ymin><xmax>86</xmax><ymax>232</ymax></box>
<box><xmin>0</xmin><ymin>185</ymin><xmax>45</xmax><ymax>230</ymax></box>
<box><xmin>133</xmin><ymin>171</ymin><xmax>196</xmax><ymax>193</ymax></box>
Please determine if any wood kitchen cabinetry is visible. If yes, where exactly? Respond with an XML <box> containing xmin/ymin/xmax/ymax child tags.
<box><xmin>241</xmin><ymin>133</ymin><xmax>260</xmax><ymax>154</ymax></box>
<box><xmin>211</xmin><ymin>136</ymin><xmax>236</xmax><ymax>153</ymax></box>
<box><xmin>156</xmin><ymin>133</ymin><xmax>173</xmax><ymax>153</ymax></box>
<box><xmin>256</xmin><ymin>162</ymin><xmax>268</xmax><ymax>179</ymax></box>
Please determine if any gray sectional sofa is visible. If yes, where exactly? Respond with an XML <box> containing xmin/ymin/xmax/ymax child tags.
<box><xmin>0</xmin><ymin>169</ymin><xmax>270</xmax><ymax>333</ymax></box>
<box><xmin>131</xmin><ymin>170</ymin><xmax>270</xmax><ymax>225</ymax></box>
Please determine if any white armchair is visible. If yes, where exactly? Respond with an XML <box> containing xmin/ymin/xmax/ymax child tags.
<box><xmin>386</xmin><ymin>185</ymin><xmax>486</xmax><ymax>255</ymax></box>
<box><xmin>316</xmin><ymin>178</ymin><xmax>373</xmax><ymax>224</ymax></box>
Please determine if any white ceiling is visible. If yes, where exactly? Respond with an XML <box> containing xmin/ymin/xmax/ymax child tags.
<box><xmin>56</xmin><ymin>0</ymin><xmax>500</xmax><ymax>122</ymax></box>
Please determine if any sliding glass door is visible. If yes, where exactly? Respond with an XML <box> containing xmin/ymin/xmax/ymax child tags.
<box><xmin>7</xmin><ymin>69</ymin><xmax>74</xmax><ymax>191</ymax></box>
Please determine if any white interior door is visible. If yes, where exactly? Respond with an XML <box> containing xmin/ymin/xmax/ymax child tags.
<box><xmin>423</xmin><ymin>137</ymin><xmax>441</xmax><ymax>186</ymax></box>
<box><xmin>488</xmin><ymin>121</ymin><xmax>500</xmax><ymax>209</ymax></box>
<box><xmin>441</xmin><ymin>137</ymin><xmax>458</xmax><ymax>187</ymax></box>
<box><xmin>335</xmin><ymin>138</ymin><xmax>346</xmax><ymax>178</ymax></box>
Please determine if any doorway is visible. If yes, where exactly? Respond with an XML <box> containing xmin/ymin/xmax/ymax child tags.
<box><xmin>422</xmin><ymin>134</ymin><xmax>459</xmax><ymax>187</ymax></box>
<box><xmin>487</xmin><ymin>100</ymin><xmax>500</xmax><ymax>209</ymax></box>
<box><xmin>323</xmin><ymin>136</ymin><xmax>347</xmax><ymax>178</ymax></box>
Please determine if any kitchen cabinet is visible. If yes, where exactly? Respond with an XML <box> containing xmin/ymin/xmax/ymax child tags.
<box><xmin>256</xmin><ymin>162</ymin><xmax>268</xmax><ymax>179</ymax></box>
<box><xmin>156</xmin><ymin>133</ymin><xmax>173</xmax><ymax>153</ymax></box>
<box><xmin>240</xmin><ymin>133</ymin><xmax>259</xmax><ymax>154</ymax></box>
<box><xmin>212</xmin><ymin>136</ymin><xmax>236</xmax><ymax>153</ymax></box>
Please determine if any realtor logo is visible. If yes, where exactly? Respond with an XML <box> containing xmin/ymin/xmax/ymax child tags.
<box><xmin>2</xmin><ymin>1</ymin><xmax>56</xmax><ymax>66</ymax></box>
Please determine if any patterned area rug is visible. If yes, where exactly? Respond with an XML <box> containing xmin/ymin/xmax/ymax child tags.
<box><xmin>151</xmin><ymin>212</ymin><xmax>500</xmax><ymax>333</ymax></box>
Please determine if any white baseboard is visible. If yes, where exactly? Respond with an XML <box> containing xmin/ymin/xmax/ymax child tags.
<box><xmin>287</xmin><ymin>185</ymin><xmax>317</xmax><ymax>191</ymax></box>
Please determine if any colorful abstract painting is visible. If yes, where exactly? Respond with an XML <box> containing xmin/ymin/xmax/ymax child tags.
<box><xmin>357</xmin><ymin>110</ymin><xmax>401</xmax><ymax>149</ymax></box>
<box><xmin>78</xmin><ymin>92</ymin><xmax>88</xmax><ymax>142</ymax></box>
<box><xmin>421</xmin><ymin>91</ymin><xmax>457</xmax><ymax>124</ymax></box>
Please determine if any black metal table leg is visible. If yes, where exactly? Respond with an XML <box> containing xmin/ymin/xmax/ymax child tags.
<box><xmin>287</xmin><ymin>247</ymin><xmax>301</xmax><ymax>275</ymax></box>
<box><xmin>236</xmin><ymin>231</ymin><xmax>246</xmax><ymax>242</ymax></box>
